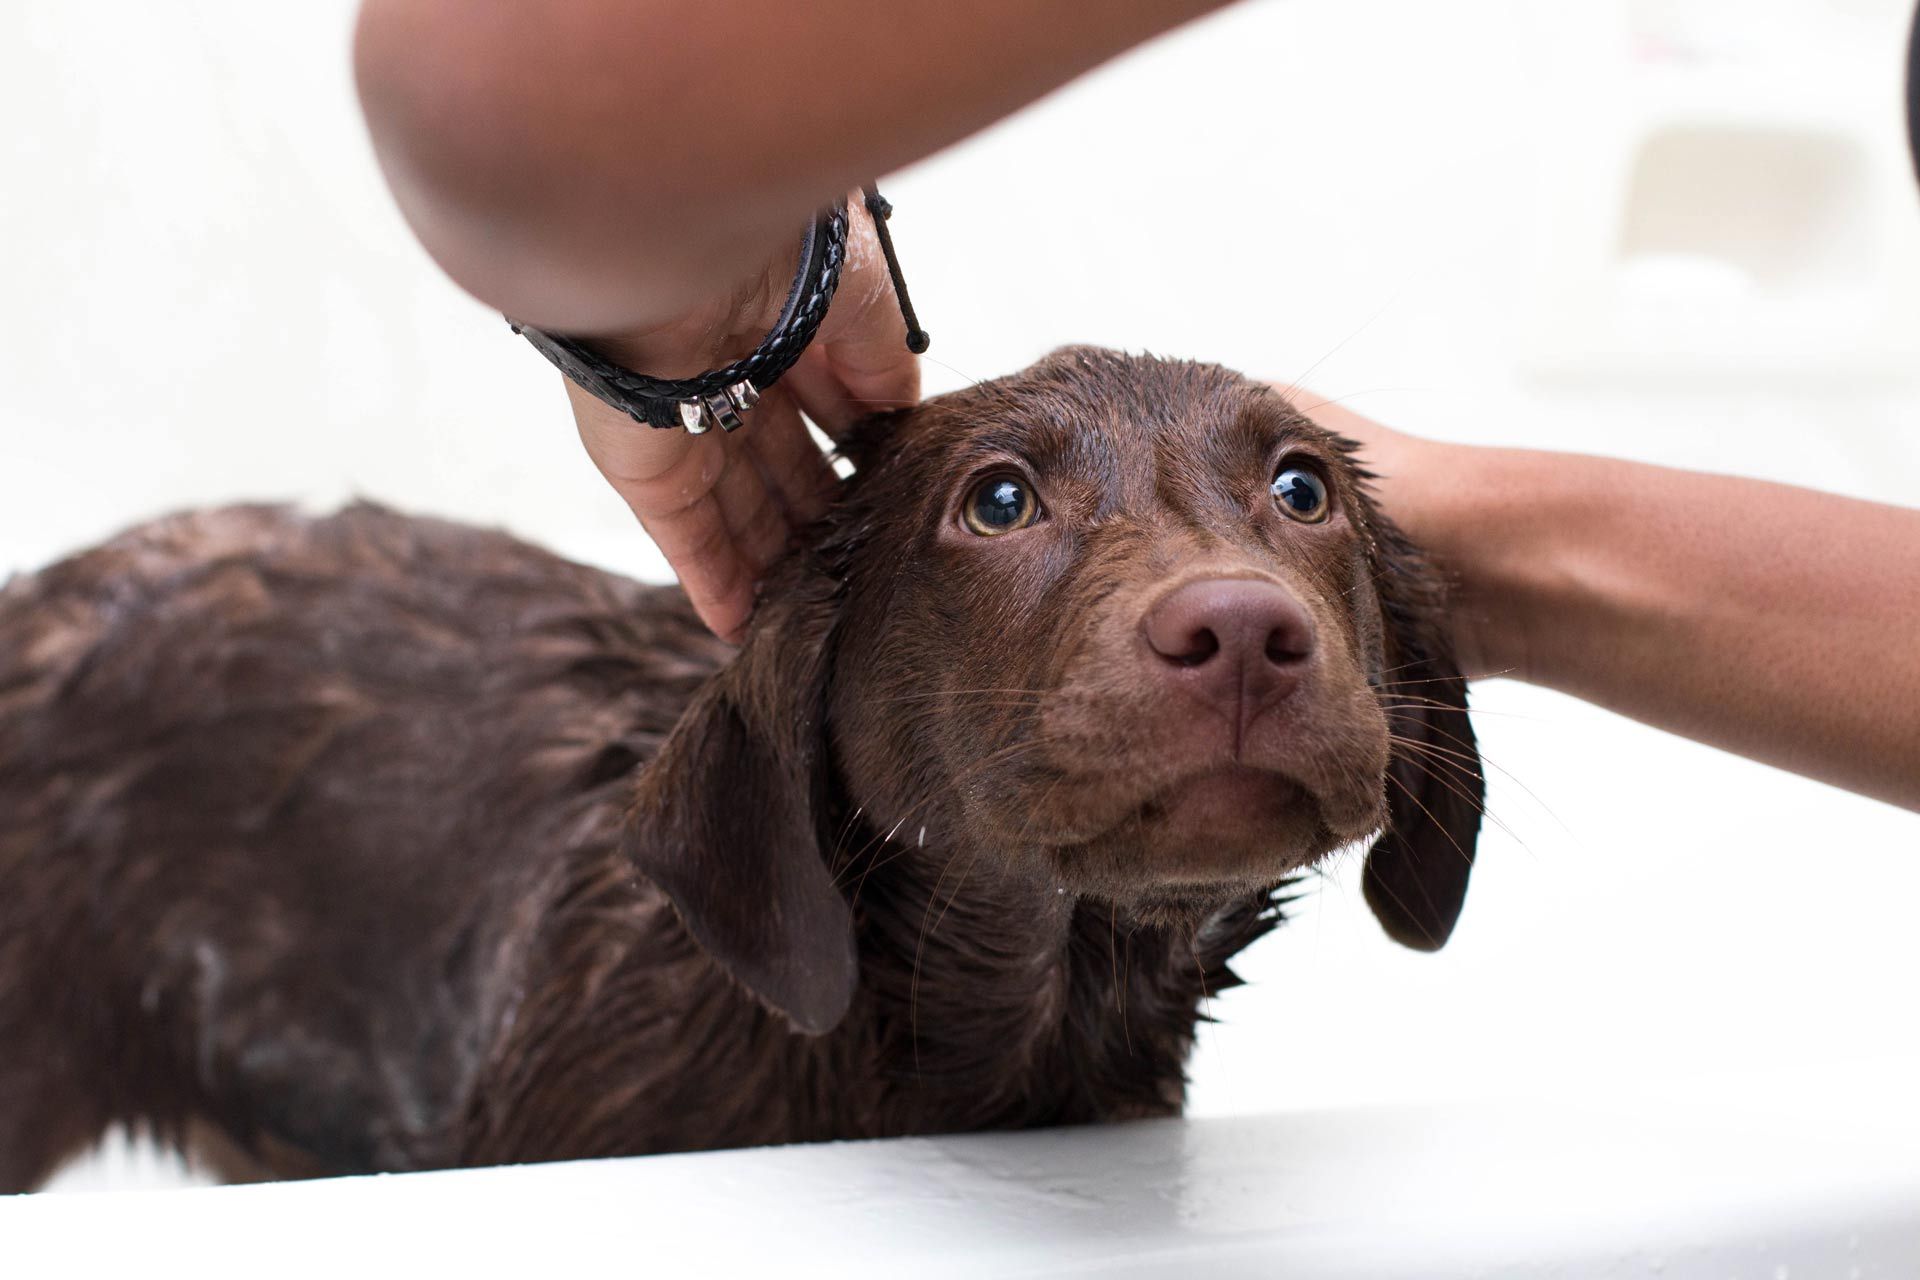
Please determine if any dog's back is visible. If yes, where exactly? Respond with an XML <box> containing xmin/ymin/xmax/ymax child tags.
<box><xmin>0</xmin><ymin>503</ymin><xmax>726</xmax><ymax>1187</ymax></box>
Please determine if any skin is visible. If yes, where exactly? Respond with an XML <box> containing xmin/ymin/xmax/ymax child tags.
<box><xmin>353</xmin><ymin>1</ymin><xmax>1920</xmax><ymax>811</ymax></box>
<box><xmin>354</xmin><ymin>0</ymin><xmax>1228</xmax><ymax>641</ymax></box>
<box><xmin>1300</xmin><ymin>400</ymin><xmax>1920</xmax><ymax>813</ymax></box>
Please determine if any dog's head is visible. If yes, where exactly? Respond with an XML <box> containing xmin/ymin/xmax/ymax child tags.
<box><xmin>627</xmin><ymin>348</ymin><xmax>1482</xmax><ymax>1033</ymax></box>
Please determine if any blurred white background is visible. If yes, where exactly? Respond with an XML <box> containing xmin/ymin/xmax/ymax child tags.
<box><xmin>4</xmin><ymin>0</ymin><xmax>1917</xmax><ymax>1193</ymax></box>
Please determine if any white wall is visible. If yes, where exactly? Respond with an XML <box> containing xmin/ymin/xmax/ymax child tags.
<box><xmin>5</xmin><ymin>0</ymin><xmax>1918</xmax><ymax>1191</ymax></box>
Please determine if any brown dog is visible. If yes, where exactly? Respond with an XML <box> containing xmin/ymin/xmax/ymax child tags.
<box><xmin>0</xmin><ymin>348</ymin><xmax>1480</xmax><ymax>1191</ymax></box>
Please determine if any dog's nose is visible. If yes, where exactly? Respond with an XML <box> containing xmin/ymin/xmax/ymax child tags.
<box><xmin>1142</xmin><ymin>578</ymin><xmax>1316</xmax><ymax>717</ymax></box>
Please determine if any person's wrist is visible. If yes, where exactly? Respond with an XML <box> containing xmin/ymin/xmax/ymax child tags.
<box><xmin>1278</xmin><ymin>393</ymin><xmax>1513</xmax><ymax>680</ymax></box>
<box><xmin>1354</xmin><ymin>432</ymin><xmax>1515</xmax><ymax>681</ymax></box>
<box><xmin>564</xmin><ymin>230</ymin><xmax>814</xmax><ymax>387</ymax></box>
<box><xmin>1411</xmin><ymin>442</ymin><xmax>1521</xmax><ymax>682</ymax></box>
<box><xmin>1420</xmin><ymin>443</ymin><xmax>1602</xmax><ymax>687</ymax></box>
<box><xmin>586</xmin><ymin>239</ymin><xmax>804</xmax><ymax>379</ymax></box>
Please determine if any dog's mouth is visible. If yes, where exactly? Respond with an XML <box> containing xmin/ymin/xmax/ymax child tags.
<box><xmin>1018</xmin><ymin>762</ymin><xmax>1361</xmax><ymax>902</ymax></box>
<box><xmin>1130</xmin><ymin>764</ymin><xmax>1332</xmax><ymax>876</ymax></box>
<box><xmin>1135</xmin><ymin>764</ymin><xmax>1309</xmax><ymax>832</ymax></box>
<box><xmin>1018</xmin><ymin>672</ymin><xmax>1394</xmax><ymax>878</ymax></box>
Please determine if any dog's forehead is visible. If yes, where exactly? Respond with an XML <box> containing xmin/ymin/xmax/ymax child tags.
<box><xmin>921</xmin><ymin>352</ymin><xmax>1334</xmax><ymax>513</ymax></box>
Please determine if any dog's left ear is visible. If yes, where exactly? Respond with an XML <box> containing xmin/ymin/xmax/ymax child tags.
<box><xmin>621</xmin><ymin>574</ymin><xmax>856</xmax><ymax>1035</ymax></box>
<box><xmin>1357</xmin><ymin>511</ymin><xmax>1486</xmax><ymax>951</ymax></box>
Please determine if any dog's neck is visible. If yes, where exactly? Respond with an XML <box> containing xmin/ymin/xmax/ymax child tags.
<box><xmin>831</xmin><ymin>812</ymin><xmax>1285</xmax><ymax>1133</ymax></box>
<box><xmin>485</xmin><ymin>802</ymin><xmax>1286</xmax><ymax>1164</ymax></box>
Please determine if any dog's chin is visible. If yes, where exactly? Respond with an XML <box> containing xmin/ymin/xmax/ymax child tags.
<box><xmin>1040</xmin><ymin>765</ymin><xmax>1373</xmax><ymax>911</ymax></box>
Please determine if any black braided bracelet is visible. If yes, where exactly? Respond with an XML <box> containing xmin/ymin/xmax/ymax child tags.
<box><xmin>510</xmin><ymin>185</ymin><xmax>927</xmax><ymax>434</ymax></box>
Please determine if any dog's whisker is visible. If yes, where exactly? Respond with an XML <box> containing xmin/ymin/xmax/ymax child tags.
<box><xmin>1385</xmin><ymin>731</ymin><xmax>1483</xmax><ymax>771</ymax></box>
<box><xmin>1108</xmin><ymin>901</ymin><xmax>1131</xmax><ymax>1056</ymax></box>
<box><xmin>1385</xmin><ymin>743</ymin><xmax>1529</xmax><ymax>852</ymax></box>
<box><xmin>835</xmin><ymin>737</ymin><xmax>1057</xmax><ymax>892</ymax></box>
<box><xmin>909</xmin><ymin>844</ymin><xmax>980</xmax><ymax>1074</ymax></box>
<box><xmin>1286</xmin><ymin>387</ymin><xmax>1427</xmax><ymax>418</ymax></box>
<box><xmin>925</xmin><ymin>848</ymin><xmax>982</xmax><ymax>942</ymax></box>
<box><xmin>1385</xmin><ymin>715</ymin><xmax>1500</xmax><ymax>778</ymax></box>
<box><xmin>1375</xmin><ymin>669</ymin><xmax>1518</xmax><ymax>689</ymax></box>
<box><xmin>920</xmin><ymin>354</ymin><xmax>986</xmax><ymax>389</ymax></box>
<box><xmin>1383</xmin><ymin>697</ymin><xmax>1545</xmax><ymax>724</ymax></box>
<box><xmin>1277</xmin><ymin>281</ymin><xmax>1410</xmax><ymax>404</ymax></box>
<box><xmin>1384</xmin><ymin>772</ymin><xmax>1476</xmax><ymax>872</ymax></box>
<box><xmin>867</xmin><ymin>688</ymin><xmax>1051</xmax><ymax>706</ymax></box>
<box><xmin>1353</xmin><ymin>846</ymin><xmax>1430</xmax><ymax>937</ymax></box>
<box><xmin>1386</xmin><ymin>724</ymin><xmax>1570</xmax><ymax>846</ymax></box>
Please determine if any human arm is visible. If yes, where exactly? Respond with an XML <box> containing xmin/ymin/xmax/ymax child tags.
<box><xmin>1298</xmin><ymin>398</ymin><xmax>1920</xmax><ymax>812</ymax></box>
<box><xmin>354</xmin><ymin>0</ymin><xmax>1230</xmax><ymax>639</ymax></box>
<box><xmin>353</xmin><ymin>0</ymin><xmax>1229</xmax><ymax>334</ymax></box>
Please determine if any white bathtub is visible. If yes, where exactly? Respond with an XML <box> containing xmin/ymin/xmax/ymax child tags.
<box><xmin>9</xmin><ymin>1081</ymin><xmax>1917</xmax><ymax>1279</ymax></box>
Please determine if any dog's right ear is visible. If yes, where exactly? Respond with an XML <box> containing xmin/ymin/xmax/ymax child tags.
<box><xmin>1354</xmin><ymin>494</ymin><xmax>1486</xmax><ymax>952</ymax></box>
<box><xmin>621</xmin><ymin>578</ymin><xmax>855</xmax><ymax>1036</ymax></box>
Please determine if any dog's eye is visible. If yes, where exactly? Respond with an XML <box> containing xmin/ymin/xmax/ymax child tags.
<box><xmin>1270</xmin><ymin>461</ymin><xmax>1330</xmax><ymax>523</ymax></box>
<box><xmin>963</xmin><ymin>475</ymin><xmax>1040</xmax><ymax>536</ymax></box>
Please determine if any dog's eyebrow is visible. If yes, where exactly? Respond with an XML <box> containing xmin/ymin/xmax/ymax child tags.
<box><xmin>1237</xmin><ymin>401</ymin><xmax>1347</xmax><ymax>462</ymax></box>
<box><xmin>948</xmin><ymin>414</ymin><xmax>1084</xmax><ymax>468</ymax></box>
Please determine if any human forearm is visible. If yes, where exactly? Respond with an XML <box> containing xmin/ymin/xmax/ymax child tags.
<box><xmin>354</xmin><ymin>0</ymin><xmax>1228</xmax><ymax>333</ymax></box>
<box><xmin>1460</xmin><ymin>449</ymin><xmax>1920</xmax><ymax>808</ymax></box>
<box><xmin>1302</xmin><ymin>399</ymin><xmax>1920</xmax><ymax>811</ymax></box>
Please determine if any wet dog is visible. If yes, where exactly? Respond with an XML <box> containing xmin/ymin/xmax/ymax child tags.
<box><xmin>0</xmin><ymin>348</ymin><xmax>1480</xmax><ymax>1189</ymax></box>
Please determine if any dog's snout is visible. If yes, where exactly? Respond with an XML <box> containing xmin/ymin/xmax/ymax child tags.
<box><xmin>1144</xmin><ymin>579</ymin><xmax>1315</xmax><ymax>669</ymax></box>
<box><xmin>1142</xmin><ymin>578</ymin><xmax>1315</xmax><ymax>714</ymax></box>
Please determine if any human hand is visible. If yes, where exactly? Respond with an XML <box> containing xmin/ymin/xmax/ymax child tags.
<box><xmin>570</xmin><ymin>195</ymin><xmax>918</xmax><ymax>643</ymax></box>
<box><xmin>1280</xmin><ymin>384</ymin><xmax>1920</xmax><ymax>809</ymax></box>
<box><xmin>1274</xmin><ymin>389</ymin><xmax>1497</xmax><ymax>678</ymax></box>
